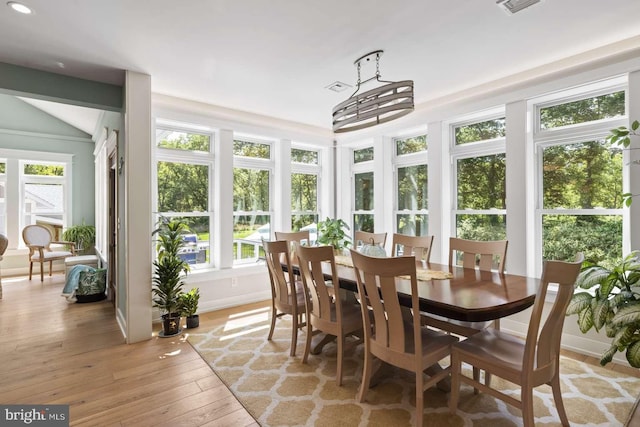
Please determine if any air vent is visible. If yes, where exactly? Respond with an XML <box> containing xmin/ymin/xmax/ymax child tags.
<box><xmin>496</xmin><ymin>0</ymin><xmax>541</xmax><ymax>14</ymax></box>
<box><xmin>325</xmin><ymin>81</ymin><xmax>351</xmax><ymax>93</ymax></box>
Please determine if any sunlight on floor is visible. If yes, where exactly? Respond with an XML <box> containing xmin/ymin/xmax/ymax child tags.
<box><xmin>220</xmin><ymin>306</ymin><xmax>271</xmax><ymax>340</ymax></box>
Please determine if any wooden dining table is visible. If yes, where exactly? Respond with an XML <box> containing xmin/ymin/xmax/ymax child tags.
<box><xmin>294</xmin><ymin>256</ymin><xmax>540</xmax><ymax>323</ymax></box>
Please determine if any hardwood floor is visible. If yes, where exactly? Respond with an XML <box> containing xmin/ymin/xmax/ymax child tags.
<box><xmin>1</xmin><ymin>273</ymin><xmax>638</xmax><ymax>426</ymax></box>
<box><xmin>0</xmin><ymin>274</ymin><xmax>257</xmax><ymax>427</ymax></box>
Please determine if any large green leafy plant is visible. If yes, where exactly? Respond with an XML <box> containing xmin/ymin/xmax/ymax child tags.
<box><xmin>607</xmin><ymin>119</ymin><xmax>639</xmax><ymax>206</ymax></box>
<box><xmin>62</xmin><ymin>221</ymin><xmax>96</xmax><ymax>254</ymax></box>
<box><xmin>317</xmin><ymin>218</ymin><xmax>351</xmax><ymax>251</ymax></box>
<box><xmin>566</xmin><ymin>251</ymin><xmax>640</xmax><ymax>367</ymax></box>
<box><xmin>152</xmin><ymin>218</ymin><xmax>191</xmax><ymax>335</ymax></box>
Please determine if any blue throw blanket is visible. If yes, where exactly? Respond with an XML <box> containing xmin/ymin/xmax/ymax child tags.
<box><xmin>62</xmin><ymin>264</ymin><xmax>95</xmax><ymax>302</ymax></box>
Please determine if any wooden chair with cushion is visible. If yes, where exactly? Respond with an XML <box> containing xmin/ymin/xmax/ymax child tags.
<box><xmin>449</xmin><ymin>253</ymin><xmax>584</xmax><ymax>427</ymax></box>
<box><xmin>391</xmin><ymin>233</ymin><xmax>434</xmax><ymax>262</ymax></box>
<box><xmin>22</xmin><ymin>224</ymin><xmax>76</xmax><ymax>281</ymax></box>
<box><xmin>350</xmin><ymin>249</ymin><xmax>458</xmax><ymax>427</ymax></box>
<box><xmin>295</xmin><ymin>243</ymin><xmax>363</xmax><ymax>385</ymax></box>
<box><xmin>0</xmin><ymin>233</ymin><xmax>8</xmax><ymax>299</ymax></box>
<box><xmin>354</xmin><ymin>231</ymin><xmax>387</xmax><ymax>249</ymax></box>
<box><xmin>262</xmin><ymin>239</ymin><xmax>307</xmax><ymax>356</ymax></box>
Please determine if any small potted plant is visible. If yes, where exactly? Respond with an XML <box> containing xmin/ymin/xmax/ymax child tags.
<box><xmin>62</xmin><ymin>221</ymin><xmax>96</xmax><ymax>255</ymax></box>
<box><xmin>152</xmin><ymin>217</ymin><xmax>191</xmax><ymax>337</ymax></box>
<box><xmin>180</xmin><ymin>287</ymin><xmax>200</xmax><ymax>328</ymax></box>
<box><xmin>566</xmin><ymin>251</ymin><xmax>640</xmax><ymax>367</ymax></box>
<box><xmin>317</xmin><ymin>217</ymin><xmax>351</xmax><ymax>254</ymax></box>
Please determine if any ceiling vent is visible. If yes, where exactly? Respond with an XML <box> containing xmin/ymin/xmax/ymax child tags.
<box><xmin>325</xmin><ymin>81</ymin><xmax>351</xmax><ymax>93</ymax></box>
<box><xmin>496</xmin><ymin>0</ymin><xmax>541</xmax><ymax>14</ymax></box>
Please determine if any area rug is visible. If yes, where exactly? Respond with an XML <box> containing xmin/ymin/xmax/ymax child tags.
<box><xmin>187</xmin><ymin>308</ymin><xmax>640</xmax><ymax>427</ymax></box>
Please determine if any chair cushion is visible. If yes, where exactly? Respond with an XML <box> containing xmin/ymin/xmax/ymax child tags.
<box><xmin>32</xmin><ymin>250</ymin><xmax>73</xmax><ymax>260</ymax></box>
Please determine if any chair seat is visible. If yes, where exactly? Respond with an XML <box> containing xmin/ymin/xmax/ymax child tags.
<box><xmin>454</xmin><ymin>329</ymin><xmax>526</xmax><ymax>373</ymax></box>
<box><xmin>31</xmin><ymin>250</ymin><xmax>73</xmax><ymax>260</ymax></box>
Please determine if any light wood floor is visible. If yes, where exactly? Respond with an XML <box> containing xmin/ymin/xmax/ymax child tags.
<box><xmin>0</xmin><ymin>274</ymin><xmax>257</xmax><ymax>427</ymax></box>
<box><xmin>1</xmin><ymin>273</ymin><xmax>638</xmax><ymax>426</ymax></box>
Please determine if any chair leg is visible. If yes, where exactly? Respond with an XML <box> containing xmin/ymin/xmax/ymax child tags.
<box><xmin>302</xmin><ymin>317</ymin><xmax>312</xmax><ymax>364</ymax></box>
<box><xmin>336</xmin><ymin>333</ymin><xmax>344</xmax><ymax>386</ymax></box>
<box><xmin>521</xmin><ymin>387</ymin><xmax>535</xmax><ymax>427</ymax></box>
<box><xmin>357</xmin><ymin>347</ymin><xmax>373</xmax><ymax>403</ymax></box>
<box><xmin>415</xmin><ymin>370</ymin><xmax>424</xmax><ymax>427</ymax></box>
<box><xmin>449</xmin><ymin>351</ymin><xmax>461</xmax><ymax>414</ymax></box>
<box><xmin>49</xmin><ymin>260</ymin><xmax>53</xmax><ymax>276</ymax></box>
<box><xmin>267</xmin><ymin>304</ymin><xmax>277</xmax><ymax>340</ymax></box>
<box><xmin>40</xmin><ymin>261</ymin><xmax>44</xmax><ymax>282</ymax></box>
<box><xmin>290</xmin><ymin>312</ymin><xmax>298</xmax><ymax>357</ymax></box>
<box><xmin>550</xmin><ymin>374</ymin><xmax>569</xmax><ymax>426</ymax></box>
<box><xmin>28</xmin><ymin>262</ymin><xmax>33</xmax><ymax>280</ymax></box>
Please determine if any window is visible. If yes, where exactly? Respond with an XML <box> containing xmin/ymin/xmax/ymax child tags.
<box><xmin>291</xmin><ymin>147</ymin><xmax>319</xmax><ymax>243</ymax></box>
<box><xmin>233</xmin><ymin>138</ymin><xmax>273</xmax><ymax>263</ymax></box>
<box><xmin>394</xmin><ymin>135</ymin><xmax>428</xmax><ymax>235</ymax></box>
<box><xmin>155</xmin><ymin>127</ymin><xmax>213</xmax><ymax>268</ymax></box>
<box><xmin>534</xmin><ymin>86</ymin><xmax>625</xmax><ymax>269</ymax></box>
<box><xmin>352</xmin><ymin>146</ymin><xmax>375</xmax><ymax>232</ymax></box>
<box><xmin>452</xmin><ymin>116</ymin><xmax>506</xmax><ymax>240</ymax></box>
<box><xmin>0</xmin><ymin>149</ymin><xmax>72</xmax><ymax>243</ymax></box>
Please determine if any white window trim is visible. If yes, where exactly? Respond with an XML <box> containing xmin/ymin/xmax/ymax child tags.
<box><xmin>393</xmin><ymin>134</ymin><xmax>428</xmax><ymax>235</ymax></box>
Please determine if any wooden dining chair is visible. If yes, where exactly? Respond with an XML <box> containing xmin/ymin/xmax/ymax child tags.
<box><xmin>423</xmin><ymin>237</ymin><xmax>509</xmax><ymax>387</ymax></box>
<box><xmin>448</xmin><ymin>237</ymin><xmax>508</xmax><ymax>273</ymax></box>
<box><xmin>350</xmin><ymin>249</ymin><xmax>458</xmax><ymax>427</ymax></box>
<box><xmin>354</xmin><ymin>230</ymin><xmax>387</xmax><ymax>248</ymax></box>
<box><xmin>391</xmin><ymin>233</ymin><xmax>434</xmax><ymax>262</ymax></box>
<box><xmin>449</xmin><ymin>253</ymin><xmax>584</xmax><ymax>427</ymax></box>
<box><xmin>295</xmin><ymin>243</ymin><xmax>363</xmax><ymax>385</ymax></box>
<box><xmin>22</xmin><ymin>224</ymin><xmax>76</xmax><ymax>281</ymax></box>
<box><xmin>262</xmin><ymin>239</ymin><xmax>307</xmax><ymax>356</ymax></box>
<box><xmin>274</xmin><ymin>230</ymin><xmax>311</xmax><ymax>248</ymax></box>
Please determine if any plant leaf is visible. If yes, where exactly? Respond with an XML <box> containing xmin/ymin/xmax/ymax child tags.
<box><xmin>566</xmin><ymin>292</ymin><xmax>592</xmax><ymax>316</ymax></box>
<box><xmin>576</xmin><ymin>267</ymin><xmax>611</xmax><ymax>290</ymax></box>
<box><xmin>600</xmin><ymin>345</ymin><xmax>618</xmax><ymax>366</ymax></box>
<box><xmin>627</xmin><ymin>340</ymin><xmax>640</xmax><ymax>368</ymax></box>
<box><xmin>592</xmin><ymin>298</ymin><xmax>610</xmax><ymax>331</ymax></box>
<box><xmin>577</xmin><ymin>305</ymin><xmax>594</xmax><ymax>333</ymax></box>
<box><xmin>611</xmin><ymin>303</ymin><xmax>640</xmax><ymax>327</ymax></box>
<box><xmin>632</xmin><ymin>120</ymin><xmax>640</xmax><ymax>131</ymax></box>
<box><xmin>611</xmin><ymin>325</ymin><xmax>636</xmax><ymax>350</ymax></box>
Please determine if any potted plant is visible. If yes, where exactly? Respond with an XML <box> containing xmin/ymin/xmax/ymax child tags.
<box><xmin>566</xmin><ymin>251</ymin><xmax>640</xmax><ymax>367</ymax></box>
<box><xmin>317</xmin><ymin>217</ymin><xmax>351</xmax><ymax>254</ymax></box>
<box><xmin>179</xmin><ymin>287</ymin><xmax>200</xmax><ymax>328</ymax></box>
<box><xmin>62</xmin><ymin>221</ymin><xmax>96</xmax><ymax>255</ymax></box>
<box><xmin>152</xmin><ymin>218</ymin><xmax>191</xmax><ymax>337</ymax></box>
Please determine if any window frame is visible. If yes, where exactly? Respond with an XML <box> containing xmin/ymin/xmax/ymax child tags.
<box><xmin>290</xmin><ymin>145</ymin><xmax>320</xmax><ymax>240</ymax></box>
<box><xmin>351</xmin><ymin>145</ymin><xmax>375</xmax><ymax>233</ymax></box>
<box><xmin>531</xmin><ymin>80</ymin><xmax>629</xmax><ymax>276</ymax></box>
<box><xmin>450</xmin><ymin>113</ymin><xmax>507</xmax><ymax>240</ymax></box>
<box><xmin>154</xmin><ymin>124</ymin><xmax>216</xmax><ymax>270</ymax></box>
<box><xmin>232</xmin><ymin>135</ymin><xmax>274</xmax><ymax>264</ymax></box>
<box><xmin>393</xmin><ymin>133</ymin><xmax>429</xmax><ymax>236</ymax></box>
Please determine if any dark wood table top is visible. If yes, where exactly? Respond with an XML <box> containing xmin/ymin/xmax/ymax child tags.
<box><xmin>305</xmin><ymin>260</ymin><xmax>539</xmax><ymax>323</ymax></box>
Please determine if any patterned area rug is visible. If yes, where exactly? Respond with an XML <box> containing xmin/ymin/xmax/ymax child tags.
<box><xmin>187</xmin><ymin>308</ymin><xmax>640</xmax><ymax>427</ymax></box>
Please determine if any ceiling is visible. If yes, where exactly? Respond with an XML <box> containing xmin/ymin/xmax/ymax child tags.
<box><xmin>2</xmin><ymin>0</ymin><xmax>640</xmax><ymax>134</ymax></box>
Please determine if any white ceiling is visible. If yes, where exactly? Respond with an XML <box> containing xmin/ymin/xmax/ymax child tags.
<box><xmin>2</xmin><ymin>0</ymin><xmax>640</xmax><ymax>134</ymax></box>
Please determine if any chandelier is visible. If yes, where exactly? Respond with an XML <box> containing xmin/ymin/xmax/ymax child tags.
<box><xmin>332</xmin><ymin>50</ymin><xmax>414</xmax><ymax>133</ymax></box>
